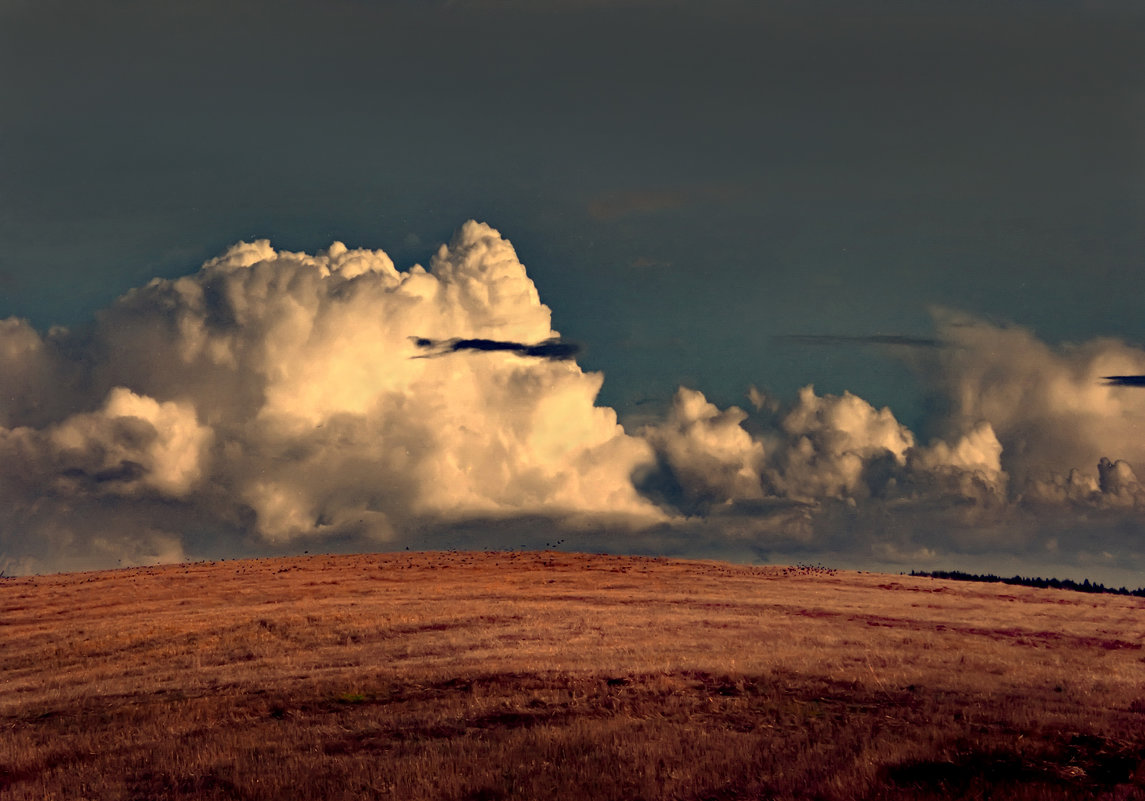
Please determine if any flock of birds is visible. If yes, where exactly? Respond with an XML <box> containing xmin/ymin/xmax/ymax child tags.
<box><xmin>777</xmin><ymin>562</ymin><xmax>839</xmax><ymax>578</ymax></box>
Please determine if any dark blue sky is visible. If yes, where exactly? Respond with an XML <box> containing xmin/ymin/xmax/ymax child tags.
<box><xmin>3</xmin><ymin>0</ymin><xmax>1144</xmax><ymax>426</ymax></box>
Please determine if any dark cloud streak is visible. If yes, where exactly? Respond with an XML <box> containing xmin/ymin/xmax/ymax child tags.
<box><xmin>411</xmin><ymin>336</ymin><xmax>582</xmax><ymax>361</ymax></box>
<box><xmin>1101</xmin><ymin>375</ymin><xmax>1145</xmax><ymax>387</ymax></box>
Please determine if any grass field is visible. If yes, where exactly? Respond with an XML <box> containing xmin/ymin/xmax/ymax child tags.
<box><xmin>2</xmin><ymin>550</ymin><xmax>1144</xmax><ymax>800</ymax></box>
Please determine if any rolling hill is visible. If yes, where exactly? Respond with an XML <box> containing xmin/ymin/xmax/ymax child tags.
<box><xmin>2</xmin><ymin>551</ymin><xmax>1144</xmax><ymax>800</ymax></box>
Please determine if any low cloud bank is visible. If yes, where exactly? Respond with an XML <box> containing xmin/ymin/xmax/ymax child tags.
<box><xmin>2</xmin><ymin>223</ymin><xmax>1144</xmax><ymax>577</ymax></box>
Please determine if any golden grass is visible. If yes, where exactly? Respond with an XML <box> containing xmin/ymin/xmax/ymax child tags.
<box><xmin>2</xmin><ymin>550</ymin><xmax>1144</xmax><ymax>800</ymax></box>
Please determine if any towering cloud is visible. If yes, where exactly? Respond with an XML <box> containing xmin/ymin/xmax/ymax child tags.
<box><xmin>0</xmin><ymin>223</ymin><xmax>660</xmax><ymax>573</ymax></box>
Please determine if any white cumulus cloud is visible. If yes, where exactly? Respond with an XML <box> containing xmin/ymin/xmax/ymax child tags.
<box><xmin>0</xmin><ymin>222</ymin><xmax>661</xmax><ymax>572</ymax></box>
<box><xmin>638</xmin><ymin>387</ymin><xmax>766</xmax><ymax>512</ymax></box>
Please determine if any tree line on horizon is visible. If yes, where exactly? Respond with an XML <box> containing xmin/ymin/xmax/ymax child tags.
<box><xmin>909</xmin><ymin>569</ymin><xmax>1145</xmax><ymax>598</ymax></box>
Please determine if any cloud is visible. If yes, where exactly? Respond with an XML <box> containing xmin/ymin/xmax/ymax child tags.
<box><xmin>915</xmin><ymin>309</ymin><xmax>1145</xmax><ymax>495</ymax></box>
<box><xmin>4</xmin><ymin>225</ymin><xmax>1145</xmax><ymax>581</ymax></box>
<box><xmin>639</xmin><ymin>383</ymin><xmax>1007</xmax><ymax>524</ymax></box>
<box><xmin>637</xmin><ymin>387</ymin><xmax>766</xmax><ymax>514</ymax></box>
<box><xmin>0</xmin><ymin>222</ymin><xmax>662</xmax><ymax>573</ymax></box>
<box><xmin>772</xmin><ymin>386</ymin><xmax>917</xmax><ymax>501</ymax></box>
<box><xmin>1101</xmin><ymin>375</ymin><xmax>1145</xmax><ymax>387</ymax></box>
<box><xmin>411</xmin><ymin>336</ymin><xmax>581</xmax><ymax>361</ymax></box>
<box><xmin>753</xmin><ymin>312</ymin><xmax>1145</xmax><ymax>564</ymax></box>
<box><xmin>46</xmin><ymin>387</ymin><xmax>212</xmax><ymax>498</ymax></box>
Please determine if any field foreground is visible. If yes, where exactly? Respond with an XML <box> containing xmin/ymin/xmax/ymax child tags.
<box><xmin>2</xmin><ymin>551</ymin><xmax>1145</xmax><ymax>800</ymax></box>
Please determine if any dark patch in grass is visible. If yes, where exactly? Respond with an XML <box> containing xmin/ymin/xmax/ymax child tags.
<box><xmin>0</xmin><ymin>765</ymin><xmax>40</xmax><ymax>792</ymax></box>
<box><xmin>1063</xmin><ymin>734</ymin><xmax>1144</xmax><ymax>785</ymax></box>
<box><xmin>881</xmin><ymin>734</ymin><xmax>1145</xmax><ymax>799</ymax></box>
<box><xmin>884</xmin><ymin>752</ymin><xmax>1061</xmax><ymax>792</ymax></box>
<box><xmin>469</xmin><ymin>708</ymin><xmax>573</xmax><ymax>731</ymax></box>
<box><xmin>128</xmin><ymin>768</ymin><xmax>246</xmax><ymax>801</ymax></box>
<box><xmin>462</xmin><ymin>789</ymin><xmax>506</xmax><ymax>801</ymax></box>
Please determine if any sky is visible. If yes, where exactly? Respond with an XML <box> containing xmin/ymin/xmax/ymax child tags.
<box><xmin>3</xmin><ymin>0</ymin><xmax>1145</xmax><ymax>584</ymax></box>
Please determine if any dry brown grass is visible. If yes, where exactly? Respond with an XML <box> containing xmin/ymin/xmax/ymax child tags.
<box><xmin>2</xmin><ymin>550</ymin><xmax>1144</xmax><ymax>800</ymax></box>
